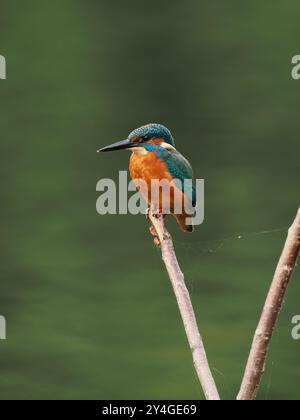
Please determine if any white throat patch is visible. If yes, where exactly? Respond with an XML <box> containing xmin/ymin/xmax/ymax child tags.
<box><xmin>127</xmin><ymin>146</ymin><xmax>148</xmax><ymax>155</ymax></box>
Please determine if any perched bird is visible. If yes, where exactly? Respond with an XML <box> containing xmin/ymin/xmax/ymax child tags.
<box><xmin>98</xmin><ymin>123</ymin><xmax>196</xmax><ymax>233</ymax></box>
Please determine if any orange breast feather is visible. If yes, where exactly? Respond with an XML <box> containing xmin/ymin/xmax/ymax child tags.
<box><xmin>129</xmin><ymin>152</ymin><xmax>186</xmax><ymax>214</ymax></box>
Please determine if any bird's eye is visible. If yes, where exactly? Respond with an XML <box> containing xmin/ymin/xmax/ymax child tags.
<box><xmin>142</xmin><ymin>135</ymin><xmax>149</xmax><ymax>141</ymax></box>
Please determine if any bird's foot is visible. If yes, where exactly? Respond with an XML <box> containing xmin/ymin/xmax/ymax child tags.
<box><xmin>146</xmin><ymin>208</ymin><xmax>166</xmax><ymax>247</ymax></box>
<box><xmin>149</xmin><ymin>224</ymin><xmax>161</xmax><ymax>247</ymax></box>
<box><xmin>146</xmin><ymin>208</ymin><xmax>165</xmax><ymax>219</ymax></box>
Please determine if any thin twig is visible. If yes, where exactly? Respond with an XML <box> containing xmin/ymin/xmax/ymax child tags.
<box><xmin>149</xmin><ymin>213</ymin><xmax>220</xmax><ymax>401</ymax></box>
<box><xmin>237</xmin><ymin>207</ymin><xmax>300</xmax><ymax>400</ymax></box>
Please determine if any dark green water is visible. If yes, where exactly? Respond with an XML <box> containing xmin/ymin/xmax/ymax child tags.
<box><xmin>0</xmin><ymin>1</ymin><xmax>299</xmax><ymax>399</ymax></box>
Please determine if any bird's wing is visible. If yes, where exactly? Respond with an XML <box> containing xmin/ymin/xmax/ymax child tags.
<box><xmin>158</xmin><ymin>148</ymin><xmax>196</xmax><ymax>207</ymax></box>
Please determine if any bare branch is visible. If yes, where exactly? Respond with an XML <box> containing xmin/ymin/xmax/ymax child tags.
<box><xmin>149</xmin><ymin>214</ymin><xmax>220</xmax><ymax>401</ymax></box>
<box><xmin>237</xmin><ymin>207</ymin><xmax>300</xmax><ymax>400</ymax></box>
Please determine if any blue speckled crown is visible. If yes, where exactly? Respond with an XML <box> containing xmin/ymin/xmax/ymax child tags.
<box><xmin>128</xmin><ymin>123</ymin><xmax>175</xmax><ymax>146</ymax></box>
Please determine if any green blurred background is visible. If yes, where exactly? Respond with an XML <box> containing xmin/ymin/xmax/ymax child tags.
<box><xmin>0</xmin><ymin>0</ymin><xmax>299</xmax><ymax>400</ymax></box>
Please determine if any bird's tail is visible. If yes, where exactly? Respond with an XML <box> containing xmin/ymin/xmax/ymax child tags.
<box><xmin>175</xmin><ymin>214</ymin><xmax>194</xmax><ymax>233</ymax></box>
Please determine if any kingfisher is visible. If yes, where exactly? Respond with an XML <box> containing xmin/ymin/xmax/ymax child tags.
<box><xmin>98</xmin><ymin>123</ymin><xmax>196</xmax><ymax>233</ymax></box>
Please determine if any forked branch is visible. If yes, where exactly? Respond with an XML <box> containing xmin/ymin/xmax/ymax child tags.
<box><xmin>149</xmin><ymin>208</ymin><xmax>300</xmax><ymax>400</ymax></box>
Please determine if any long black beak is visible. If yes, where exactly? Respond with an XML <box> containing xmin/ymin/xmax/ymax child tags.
<box><xmin>97</xmin><ymin>139</ymin><xmax>136</xmax><ymax>153</ymax></box>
